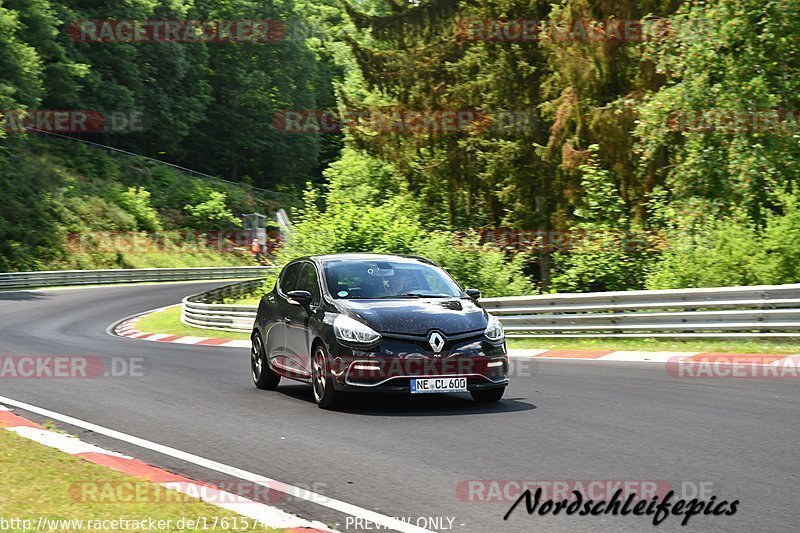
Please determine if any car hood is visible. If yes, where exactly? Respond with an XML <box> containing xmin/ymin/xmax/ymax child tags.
<box><xmin>336</xmin><ymin>298</ymin><xmax>488</xmax><ymax>336</ymax></box>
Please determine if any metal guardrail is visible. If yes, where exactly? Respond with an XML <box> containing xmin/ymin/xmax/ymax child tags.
<box><xmin>181</xmin><ymin>282</ymin><xmax>800</xmax><ymax>338</ymax></box>
<box><xmin>0</xmin><ymin>266</ymin><xmax>274</xmax><ymax>291</ymax></box>
<box><xmin>181</xmin><ymin>278</ymin><xmax>266</xmax><ymax>332</ymax></box>
<box><xmin>480</xmin><ymin>283</ymin><xmax>800</xmax><ymax>337</ymax></box>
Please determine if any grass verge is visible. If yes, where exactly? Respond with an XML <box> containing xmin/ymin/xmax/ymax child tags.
<box><xmin>134</xmin><ymin>306</ymin><xmax>251</xmax><ymax>341</ymax></box>
<box><xmin>0</xmin><ymin>429</ymin><xmax>281</xmax><ymax>531</ymax></box>
<box><xmin>507</xmin><ymin>337</ymin><xmax>800</xmax><ymax>354</ymax></box>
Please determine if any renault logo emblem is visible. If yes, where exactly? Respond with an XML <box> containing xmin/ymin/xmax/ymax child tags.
<box><xmin>428</xmin><ymin>331</ymin><xmax>445</xmax><ymax>355</ymax></box>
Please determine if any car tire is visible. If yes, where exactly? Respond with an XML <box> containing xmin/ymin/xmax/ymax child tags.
<box><xmin>312</xmin><ymin>343</ymin><xmax>339</xmax><ymax>410</ymax></box>
<box><xmin>252</xmin><ymin>332</ymin><xmax>280</xmax><ymax>390</ymax></box>
<box><xmin>470</xmin><ymin>387</ymin><xmax>505</xmax><ymax>403</ymax></box>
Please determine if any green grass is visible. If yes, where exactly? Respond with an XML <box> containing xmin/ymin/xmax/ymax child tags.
<box><xmin>0</xmin><ymin>429</ymin><xmax>283</xmax><ymax>531</ymax></box>
<box><xmin>508</xmin><ymin>337</ymin><xmax>800</xmax><ymax>354</ymax></box>
<box><xmin>58</xmin><ymin>248</ymin><xmax>255</xmax><ymax>271</ymax></box>
<box><xmin>135</xmin><ymin>306</ymin><xmax>251</xmax><ymax>341</ymax></box>
<box><xmin>119</xmin><ymin>252</ymin><xmax>254</xmax><ymax>269</ymax></box>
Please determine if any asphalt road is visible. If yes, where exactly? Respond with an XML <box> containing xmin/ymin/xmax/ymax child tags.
<box><xmin>0</xmin><ymin>282</ymin><xmax>798</xmax><ymax>533</ymax></box>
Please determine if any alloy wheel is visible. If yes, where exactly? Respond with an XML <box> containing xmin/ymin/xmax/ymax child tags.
<box><xmin>312</xmin><ymin>346</ymin><xmax>327</xmax><ymax>403</ymax></box>
<box><xmin>251</xmin><ymin>334</ymin><xmax>263</xmax><ymax>383</ymax></box>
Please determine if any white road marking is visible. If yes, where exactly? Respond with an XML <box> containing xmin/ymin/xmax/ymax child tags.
<box><xmin>171</xmin><ymin>336</ymin><xmax>209</xmax><ymax>344</ymax></box>
<box><xmin>140</xmin><ymin>333</ymin><xmax>171</xmax><ymax>341</ymax></box>
<box><xmin>0</xmin><ymin>395</ymin><xmax>433</xmax><ymax>533</ymax></box>
<box><xmin>220</xmin><ymin>340</ymin><xmax>250</xmax><ymax>348</ymax></box>
<box><xmin>9</xmin><ymin>426</ymin><xmax>131</xmax><ymax>458</ymax></box>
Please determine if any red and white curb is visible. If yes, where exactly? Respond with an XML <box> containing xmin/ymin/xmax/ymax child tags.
<box><xmin>0</xmin><ymin>404</ymin><xmax>330</xmax><ymax>532</ymax></box>
<box><xmin>510</xmin><ymin>348</ymin><xmax>799</xmax><ymax>366</ymax></box>
<box><xmin>114</xmin><ymin>316</ymin><xmax>250</xmax><ymax>348</ymax></box>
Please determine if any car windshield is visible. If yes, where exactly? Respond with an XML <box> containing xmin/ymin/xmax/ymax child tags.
<box><xmin>323</xmin><ymin>259</ymin><xmax>463</xmax><ymax>299</ymax></box>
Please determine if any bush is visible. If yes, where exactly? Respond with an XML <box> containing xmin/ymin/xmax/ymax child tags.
<box><xmin>644</xmin><ymin>193</ymin><xmax>800</xmax><ymax>289</ymax></box>
<box><xmin>550</xmin><ymin>230</ymin><xmax>659</xmax><ymax>292</ymax></box>
<box><xmin>760</xmin><ymin>194</ymin><xmax>800</xmax><ymax>284</ymax></box>
<box><xmin>265</xmin><ymin>150</ymin><xmax>534</xmax><ymax>297</ymax></box>
<box><xmin>113</xmin><ymin>187</ymin><xmax>162</xmax><ymax>232</ymax></box>
<box><xmin>549</xmin><ymin>145</ymin><xmax>658</xmax><ymax>292</ymax></box>
<box><xmin>183</xmin><ymin>191</ymin><xmax>241</xmax><ymax>230</ymax></box>
<box><xmin>645</xmin><ymin>222</ymin><xmax>767</xmax><ymax>289</ymax></box>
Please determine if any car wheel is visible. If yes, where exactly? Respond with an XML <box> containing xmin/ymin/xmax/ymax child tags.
<box><xmin>470</xmin><ymin>387</ymin><xmax>505</xmax><ymax>403</ymax></box>
<box><xmin>312</xmin><ymin>343</ymin><xmax>339</xmax><ymax>410</ymax></box>
<box><xmin>252</xmin><ymin>333</ymin><xmax>280</xmax><ymax>390</ymax></box>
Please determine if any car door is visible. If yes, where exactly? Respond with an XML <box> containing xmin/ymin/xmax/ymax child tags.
<box><xmin>284</xmin><ymin>261</ymin><xmax>322</xmax><ymax>377</ymax></box>
<box><xmin>267</xmin><ymin>262</ymin><xmax>303</xmax><ymax>373</ymax></box>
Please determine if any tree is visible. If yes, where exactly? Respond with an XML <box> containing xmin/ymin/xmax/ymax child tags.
<box><xmin>636</xmin><ymin>0</ymin><xmax>800</xmax><ymax>224</ymax></box>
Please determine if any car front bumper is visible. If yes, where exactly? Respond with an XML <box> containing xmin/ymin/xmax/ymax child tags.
<box><xmin>327</xmin><ymin>333</ymin><xmax>508</xmax><ymax>393</ymax></box>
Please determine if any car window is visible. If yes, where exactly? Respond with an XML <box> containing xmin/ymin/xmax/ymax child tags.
<box><xmin>418</xmin><ymin>269</ymin><xmax>457</xmax><ymax>295</ymax></box>
<box><xmin>323</xmin><ymin>260</ymin><xmax>462</xmax><ymax>299</ymax></box>
<box><xmin>296</xmin><ymin>262</ymin><xmax>321</xmax><ymax>305</ymax></box>
<box><xmin>278</xmin><ymin>262</ymin><xmax>302</xmax><ymax>294</ymax></box>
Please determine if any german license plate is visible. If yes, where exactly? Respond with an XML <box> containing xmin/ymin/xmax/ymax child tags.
<box><xmin>410</xmin><ymin>377</ymin><xmax>467</xmax><ymax>394</ymax></box>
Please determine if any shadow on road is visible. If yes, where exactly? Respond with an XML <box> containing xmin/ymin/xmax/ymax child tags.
<box><xmin>276</xmin><ymin>384</ymin><xmax>536</xmax><ymax>416</ymax></box>
<box><xmin>0</xmin><ymin>290</ymin><xmax>49</xmax><ymax>301</ymax></box>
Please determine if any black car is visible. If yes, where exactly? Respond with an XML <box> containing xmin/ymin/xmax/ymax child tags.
<box><xmin>250</xmin><ymin>253</ymin><xmax>508</xmax><ymax>409</ymax></box>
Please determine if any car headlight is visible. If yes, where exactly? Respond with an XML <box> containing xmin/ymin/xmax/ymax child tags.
<box><xmin>484</xmin><ymin>314</ymin><xmax>504</xmax><ymax>341</ymax></box>
<box><xmin>333</xmin><ymin>315</ymin><xmax>381</xmax><ymax>344</ymax></box>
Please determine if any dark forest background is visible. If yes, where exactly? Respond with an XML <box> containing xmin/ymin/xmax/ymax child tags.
<box><xmin>1</xmin><ymin>0</ymin><xmax>798</xmax><ymax>294</ymax></box>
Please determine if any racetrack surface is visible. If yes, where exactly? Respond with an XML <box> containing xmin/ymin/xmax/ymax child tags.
<box><xmin>0</xmin><ymin>283</ymin><xmax>797</xmax><ymax>532</ymax></box>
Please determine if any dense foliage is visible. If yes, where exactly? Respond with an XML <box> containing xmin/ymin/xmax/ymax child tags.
<box><xmin>0</xmin><ymin>0</ymin><xmax>336</xmax><ymax>186</ymax></box>
<box><xmin>336</xmin><ymin>0</ymin><xmax>800</xmax><ymax>291</ymax></box>
<box><xmin>2</xmin><ymin>0</ymin><xmax>799</xmax><ymax>295</ymax></box>
<box><xmin>0</xmin><ymin>136</ymin><xmax>270</xmax><ymax>271</ymax></box>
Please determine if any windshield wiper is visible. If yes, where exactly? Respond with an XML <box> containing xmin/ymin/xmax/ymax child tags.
<box><xmin>372</xmin><ymin>292</ymin><xmax>452</xmax><ymax>299</ymax></box>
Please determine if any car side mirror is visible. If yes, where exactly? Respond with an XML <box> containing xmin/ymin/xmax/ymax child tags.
<box><xmin>287</xmin><ymin>290</ymin><xmax>313</xmax><ymax>314</ymax></box>
<box><xmin>465</xmin><ymin>288</ymin><xmax>481</xmax><ymax>300</ymax></box>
